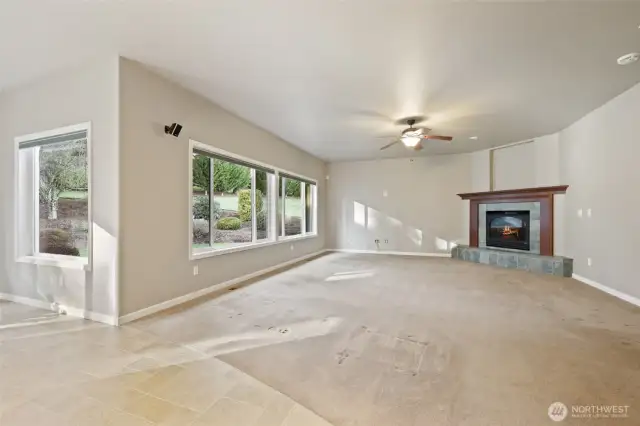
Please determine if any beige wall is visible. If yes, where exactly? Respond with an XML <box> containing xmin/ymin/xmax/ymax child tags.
<box><xmin>118</xmin><ymin>58</ymin><xmax>327</xmax><ymax>315</ymax></box>
<box><xmin>0</xmin><ymin>57</ymin><xmax>120</xmax><ymax>317</ymax></box>
<box><xmin>489</xmin><ymin>134</ymin><xmax>566</xmax><ymax>255</ymax></box>
<box><xmin>327</xmin><ymin>155</ymin><xmax>472</xmax><ymax>253</ymax></box>
<box><xmin>559</xmin><ymin>81</ymin><xmax>640</xmax><ymax>299</ymax></box>
<box><xmin>471</xmin><ymin>150</ymin><xmax>491</xmax><ymax>192</ymax></box>
<box><xmin>492</xmin><ymin>133</ymin><xmax>561</xmax><ymax>191</ymax></box>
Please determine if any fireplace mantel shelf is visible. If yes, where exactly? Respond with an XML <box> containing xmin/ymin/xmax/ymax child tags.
<box><xmin>459</xmin><ymin>185</ymin><xmax>569</xmax><ymax>256</ymax></box>
<box><xmin>457</xmin><ymin>185</ymin><xmax>569</xmax><ymax>201</ymax></box>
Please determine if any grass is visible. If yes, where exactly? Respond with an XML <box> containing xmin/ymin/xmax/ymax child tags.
<box><xmin>60</xmin><ymin>191</ymin><xmax>88</xmax><ymax>200</ymax></box>
<box><xmin>212</xmin><ymin>194</ymin><xmax>302</xmax><ymax>217</ymax></box>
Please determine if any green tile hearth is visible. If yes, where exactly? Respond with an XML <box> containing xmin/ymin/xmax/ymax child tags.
<box><xmin>452</xmin><ymin>245</ymin><xmax>573</xmax><ymax>277</ymax></box>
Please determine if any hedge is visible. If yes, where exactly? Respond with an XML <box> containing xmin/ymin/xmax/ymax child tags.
<box><xmin>216</xmin><ymin>217</ymin><xmax>242</xmax><ymax>230</ymax></box>
<box><xmin>193</xmin><ymin>196</ymin><xmax>221</xmax><ymax>221</ymax></box>
<box><xmin>238</xmin><ymin>189</ymin><xmax>263</xmax><ymax>222</ymax></box>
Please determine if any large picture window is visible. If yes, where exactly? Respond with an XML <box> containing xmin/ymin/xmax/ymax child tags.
<box><xmin>16</xmin><ymin>123</ymin><xmax>91</xmax><ymax>266</ymax></box>
<box><xmin>190</xmin><ymin>141</ymin><xmax>317</xmax><ymax>258</ymax></box>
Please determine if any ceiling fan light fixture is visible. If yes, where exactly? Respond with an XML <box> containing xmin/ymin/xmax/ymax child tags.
<box><xmin>401</xmin><ymin>136</ymin><xmax>421</xmax><ymax>147</ymax></box>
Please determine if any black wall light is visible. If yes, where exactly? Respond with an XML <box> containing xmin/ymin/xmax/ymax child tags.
<box><xmin>164</xmin><ymin>123</ymin><xmax>183</xmax><ymax>137</ymax></box>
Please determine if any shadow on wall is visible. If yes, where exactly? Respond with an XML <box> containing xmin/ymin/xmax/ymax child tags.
<box><xmin>347</xmin><ymin>200</ymin><xmax>458</xmax><ymax>252</ymax></box>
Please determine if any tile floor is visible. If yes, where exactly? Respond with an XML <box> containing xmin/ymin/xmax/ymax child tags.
<box><xmin>0</xmin><ymin>301</ymin><xmax>332</xmax><ymax>426</ymax></box>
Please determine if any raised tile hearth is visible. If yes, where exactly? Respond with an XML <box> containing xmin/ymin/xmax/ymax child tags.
<box><xmin>451</xmin><ymin>245</ymin><xmax>573</xmax><ymax>277</ymax></box>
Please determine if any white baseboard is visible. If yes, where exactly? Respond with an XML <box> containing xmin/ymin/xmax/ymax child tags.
<box><xmin>119</xmin><ymin>249</ymin><xmax>330</xmax><ymax>325</ymax></box>
<box><xmin>63</xmin><ymin>306</ymin><xmax>119</xmax><ymax>326</ymax></box>
<box><xmin>0</xmin><ymin>292</ymin><xmax>52</xmax><ymax>311</ymax></box>
<box><xmin>0</xmin><ymin>293</ymin><xmax>118</xmax><ymax>325</ymax></box>
<box><xmin>329</xmin><ymin>249</ymin><xmax>452</xmax><ymax>258</ymax></box>
<box><xmin>572</xmin><ymin>274</ymin><xmax>640</xmax><ymax>308</ymax></box>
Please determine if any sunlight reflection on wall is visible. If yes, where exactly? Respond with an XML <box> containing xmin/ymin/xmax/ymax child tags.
<box><xmin>354</xmin><ymin>201</ymin><xmax>366</xmax><ymax>227</ymax></box>
<box><xmin>435</xmin><ymin>237</ymin><xmax>458</xmax><ymax>251</ymax></box>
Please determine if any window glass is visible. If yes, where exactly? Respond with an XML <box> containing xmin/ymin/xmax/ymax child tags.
<box><xmin>305</xmin><ymin>183</ymin><xmax>315</xmax><ymax>234</ymax></box>
<box><xmin>212</xmin><ymin>158</ymin><xmax>252</xmax><ymax>248</ymax></box>
<box><xmin>277</xmin><ymin>175</ymin><xmax>283</xmax><ymax>237</ymax></box>
<box><xmin>256</xmin><ymin>169</ymin><xmax>269</xmax><ymax>241</ymax></box>
<box><xmin>36</xmin><ymin>138</ymin><xmax>88</xmax><ymax>257</ymax></box>
<box><xmin>284</xmin><ymin>178</ymin><xmax>302</xmax><ymax>237</ymax></box>
<box><xmin>191</xmin><ymin>153</ymin><xmax>212</xmax><ymax>254</ymax></box>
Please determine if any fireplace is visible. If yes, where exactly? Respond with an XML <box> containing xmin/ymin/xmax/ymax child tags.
<box><xmin>486</xmin><ymin>210</ymin><xmax>530</xmax><ymax>251</ymax></box>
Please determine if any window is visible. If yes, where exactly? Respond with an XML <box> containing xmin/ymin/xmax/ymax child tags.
<box><xmin>305</xmin><ymin>181</ymin><xmax>315</xmax><ymax>233</ymax></box>
<box><xmin>190</xmin><ymin>141</ymin><xmax>317</xmax><ymax>258</ymax></box>
<box><xmin>279</xmin><ymin>175</ymin><xmax>317</xmax><ymax>238</ymax></box>
<box><xmin>16</xmin><ymin>123</ymin><xmax>91</xmax><ymax>266</ymax></box>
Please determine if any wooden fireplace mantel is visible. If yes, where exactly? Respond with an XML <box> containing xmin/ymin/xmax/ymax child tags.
<box><xmin>457</xmin><ymin>185</ymin><xmax>569</xmax><ymax>201</ymax></box>
<box><xmin>458</xmin><ymin>185</ymin><xmax>569</xmax><ymax>256</ymax></box>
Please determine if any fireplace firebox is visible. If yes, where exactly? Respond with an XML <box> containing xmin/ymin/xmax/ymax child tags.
<box><xmin>486</xmin><ymin>210</ymin><xmax>530</xmax><ymax>251</ymax></box>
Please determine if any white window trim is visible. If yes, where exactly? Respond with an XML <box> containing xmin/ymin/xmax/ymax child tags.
<box><xmin>14</xmin><ymin>122</ymin><xmax>93</xmax><ymax>271</ymax></box>
<box><xmin>188</xmin><ymin>140</ymin><xmax>318</xmax><ymax>260</ymax></box>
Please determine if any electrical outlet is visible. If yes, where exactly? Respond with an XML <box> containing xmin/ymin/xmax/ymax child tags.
<box><xmin>290</xmin><ymin>244</ymin><xmax>294</xmax><ymax>251</ymax></box>
<box><xmin>587</xmin><ymin>258</ymin><xmax>592</xmax><ymax>267</ymax></box>
<box><xmin>374</xmin><ymin>239</ymin><xmax>380</xmax><ymax>244</ymax></box>
<box><xmin>193</xmin><ymin>265</ymin><xmax>199</xmax><ymax>276</ymax></box>
<box><xmin>384</xmin><ymin>239</ymin><xmax>389</xmax><ymax>243</ymax></box>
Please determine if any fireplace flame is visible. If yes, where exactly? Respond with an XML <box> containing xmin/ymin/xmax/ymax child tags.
<box><xmin>502</xmin><ymin>226</ymin><xmax>519</xmax><ymax>238</ymax></box>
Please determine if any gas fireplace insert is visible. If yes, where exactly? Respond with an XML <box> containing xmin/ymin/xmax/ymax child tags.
<box><xmin>486</xmin><ymin>210</ymin><xmax>530</xmax><ymax>251</ymax></box>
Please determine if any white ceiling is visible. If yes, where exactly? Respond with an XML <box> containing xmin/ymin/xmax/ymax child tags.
<box><xmin>2</xmin><ymin>1</ymin><xmax>640</xmax><ymax>161</ymax></box>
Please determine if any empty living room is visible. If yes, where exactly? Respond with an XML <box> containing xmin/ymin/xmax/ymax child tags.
<box><xmin>2</xmin><ymin>1</ymin><xmax>640</xmax><ymax>425</ymax></box>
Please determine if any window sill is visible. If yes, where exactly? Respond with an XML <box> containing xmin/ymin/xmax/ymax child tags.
<box><xmin>190</xmin><ymin>233</ymin><xmax>318</xmax><ymax>260</ymax></box>
<box><xmin>16</xmin><ymin>256</ymin><xmax>90</xmax><ymax>271</ymax></box>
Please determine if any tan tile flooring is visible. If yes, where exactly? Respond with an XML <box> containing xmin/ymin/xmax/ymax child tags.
<box><xmin>0</xmin><ymin>301</ymin><xmax>332</xmax><ymax>426</ymax></box>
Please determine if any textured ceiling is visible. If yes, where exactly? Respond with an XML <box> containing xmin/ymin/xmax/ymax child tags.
<box><xmin>2</xmin><ymin>0</ymin><xmax>640</xmax><ymax>161</ymax></box>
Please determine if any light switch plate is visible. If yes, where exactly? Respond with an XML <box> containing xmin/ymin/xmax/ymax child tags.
<box><xmin>587</xmin><ymin>208</ymin><xmax>592</xmax><ymax>217</ymax></box>
<box><xmin>193</xmin><ymin>265</ymin><xmax>199</xmax><ymax>276</ymax></box>
<box><xmin>577</xmin><ymin>209</ymin><xmax>583</xmax><ymax>218</ymax></box>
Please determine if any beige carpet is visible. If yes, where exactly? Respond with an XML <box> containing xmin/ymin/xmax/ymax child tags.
<box><xmin>131</xmin><ymin>253</ymin><xmax>640</xmax><ymax>425</ymax></box>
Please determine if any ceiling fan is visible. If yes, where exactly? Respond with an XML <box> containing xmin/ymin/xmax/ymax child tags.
<box><xmin>380</xmin><ymin>118</ymin><xmax>453</xmax><ymax>151</ymax></box>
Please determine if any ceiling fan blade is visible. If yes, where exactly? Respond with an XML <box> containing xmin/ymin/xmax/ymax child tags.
<box><xmin>380</xmin><ymin>139</ymin><xmax>400</xmax><ymax>150</ymax></box>
<box><xmin>422</xmin><ymin>135</ymin><xmax>453</xmax><ymax>141</ymax></box>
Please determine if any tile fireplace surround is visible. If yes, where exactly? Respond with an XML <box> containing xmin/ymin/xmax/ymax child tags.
<box><xmin>455</xmin><ymin>186</ymin><xmax>573</xmax><ymax>277</ymax></box>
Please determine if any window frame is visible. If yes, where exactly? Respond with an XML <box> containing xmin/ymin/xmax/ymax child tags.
<box><xmin>14</xmin><ymin>122</ymin><xmax>93</xmax><ymax>270</ymax></box>
<box><xmin>278</xmin><ymin>176</ymin><xmax>318</xmax><ymax>240</ymax></box>
<box><xmin>189</xmin><ymin>140</ymin><xmax>318</xmax><ymax>260</ymax></box>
